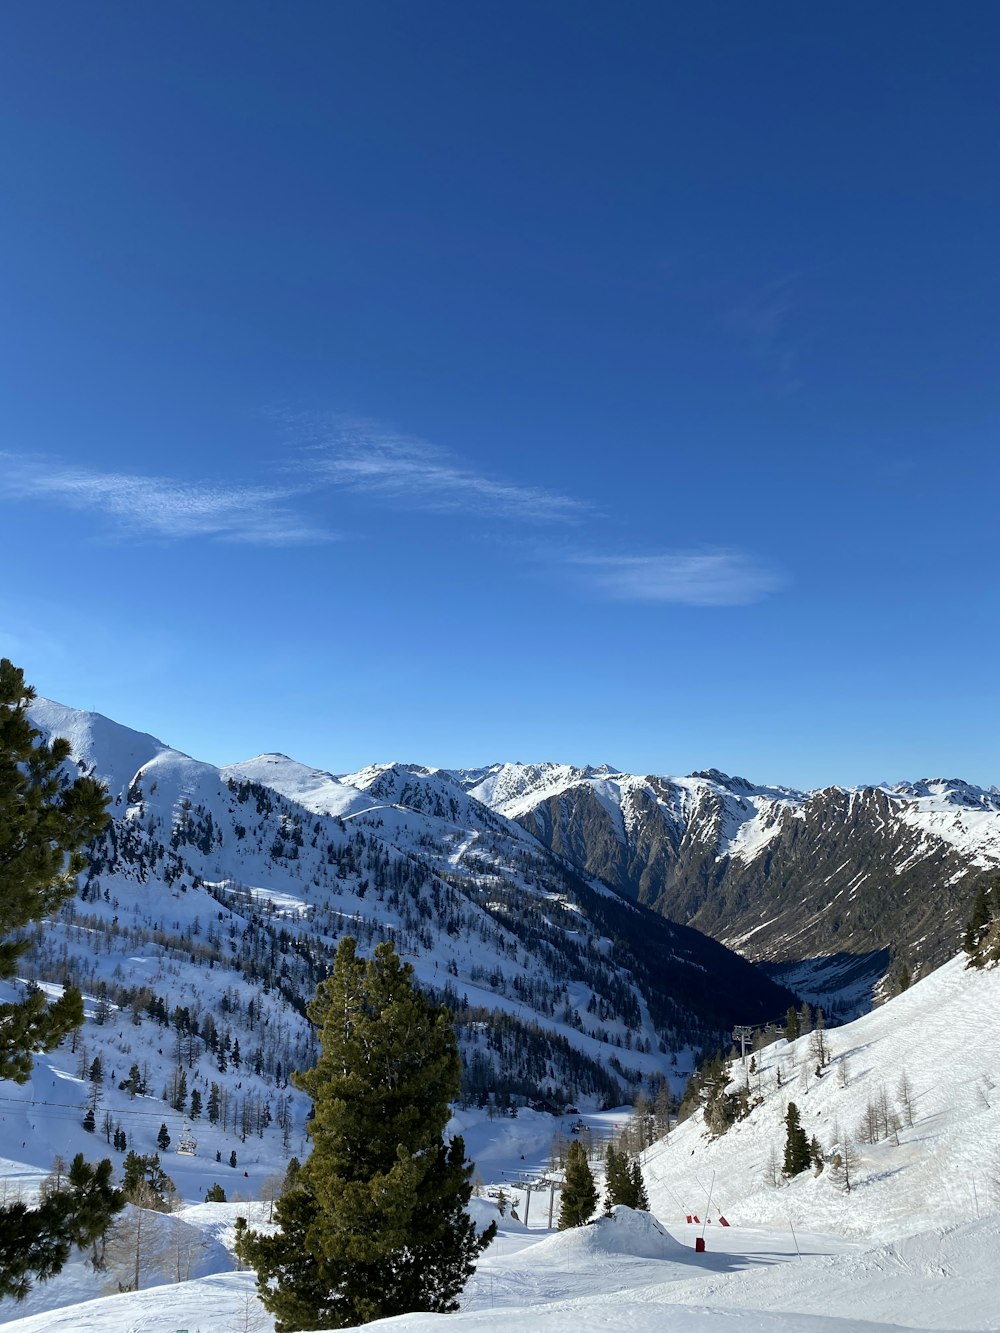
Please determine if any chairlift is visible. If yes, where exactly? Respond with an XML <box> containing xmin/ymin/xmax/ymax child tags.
<box><xmin>176</xmin><ymin>1125</ymin><xmax>197</xmax><ymax>1156</ymax></box>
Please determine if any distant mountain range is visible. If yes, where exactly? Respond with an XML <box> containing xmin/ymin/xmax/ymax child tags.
<box><xmin>445</xmin><ymin>762</ymin><xmax>1000</xmax><ymax>1011</ymax></box>
<box><xmin>28</xmin><ymin>696</ymin><xmax>998</xmax><ymax>1071</ymax></box>
<box><xmin>25</xmin><ymin>699</ymin><xmax>796</xmax><ymax>1109</ymax></box>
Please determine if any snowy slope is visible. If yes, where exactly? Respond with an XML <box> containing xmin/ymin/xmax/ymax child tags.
<box><xmin>223</xmin><ymin>752</ymin><xmax>370</xmax><ymax>819</ymax></box>
<box><xmin>643</xmin><ymin>953</ymin><xmax>1000</xmax><ymax>1241</ymax></box>
<box><xmin>887</xmin><ymin>778</ymin><xmax>1000</xmax><ymax>866</ymax></box>
<box><xmin>3</xmin><ymin>951</ymin><xmax>1000</xmax><ymax>1330</ymax></box>
<box><xmin>27</xmin><ymin>697</ymin><xmax>171</xmax><ymax>796</ymax></box>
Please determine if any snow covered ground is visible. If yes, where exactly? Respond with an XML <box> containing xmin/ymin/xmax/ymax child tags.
<box><xmin>1</xmin><ymin>952</ymin><xmax>999</xmax><ymax>1331</ymax></box>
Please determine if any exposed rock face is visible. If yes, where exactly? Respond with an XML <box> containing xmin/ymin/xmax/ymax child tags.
<box><xmin>454</xmin><ymin>763</ymin><xmax>1000</xmax><ymax>1010</ymax></box>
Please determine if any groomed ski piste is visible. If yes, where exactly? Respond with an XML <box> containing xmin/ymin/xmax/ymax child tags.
<box><xmin>0</xmin><ymin>951</ymin><xmax>998</xmax><ymax>1331</ymax></box>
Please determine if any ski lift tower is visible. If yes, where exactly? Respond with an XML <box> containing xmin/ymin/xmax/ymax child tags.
<box><xmin>732</xmin><ymin>1025</ymin><xmax>754</xmax><ymax>1068</ymax></box>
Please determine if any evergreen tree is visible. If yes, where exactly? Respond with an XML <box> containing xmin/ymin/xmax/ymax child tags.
<box><xmin>0</xmin><ymin>660</ymin><xmax>109</xmax><ymax>1083</ymax></box>
<box><xmin>189</xmin><ymin>1088</ymin><xmax>202</xmax><ymax>1120</ymax></box>
<box><xmin>603</xmin><ymin>1144</ymin><xmax>648</xmax><ymax>1210</ymax></box>
<box><xmin>0</xmin><ymin>666</ymin><xmax>121</xmax><ymax>1298</ymax></box>
<box><xmin>603</xmin><ymin>1144</ymin><xmax>628</xmax><ymax>1210</ymax></box>
<box><xmin>782</xmin><ymin>1102</ymin><xmax>810</xmax><ymax>1176</ymax></box>
<box><xmin>559</xmin><ymin>1139</ymin><xmax>598</xmax><ymax>1228</ymax></box>
<box><xmin>0</xmin><ymin>1154</ymin><xmax>121</xmax><ymax>1301</ymax></box>
<box><xmin>963</xmin><ymin>881</ymin><xmax>996</xmax><ymax>966</ymax></box>
<box><xmin>236</xmin><ymin>938</ymin><xmax>494</xmax><ymax>1331</ymax></box>
<box><xmin>122</xmin><ymin>1152</ymin><xmax>175</xmax><ymax>1211</ymax></box>
<box><xmin>809</xmin><ymin>1134</ymin><xmax>824</xmax><ymax>1171</ymax></box>
<box><xmin>205</xmin><ymin>1183</ymin><xmax>226</xmax><ymax>1203</ymax></box>
<box><xmin>628</xmin><ymin>1158</ymin><xmax>649</xmax><ymax>1211</ymax></box>
<box><xmin>282</xmin><ymin>1156</ymin><xmax>301</xmax><ymax>1192</ymax></box>
<box><xmin>156</xmin><ymin>1123</ymin><xmax>170</xmax><ymax>1153</ymax></box>
<box><xmin>119</xmin><ymin>1063</ymin><xmax>143</xmax><ymax>1098</ymax></box>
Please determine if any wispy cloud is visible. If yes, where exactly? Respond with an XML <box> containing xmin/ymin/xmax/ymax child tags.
<box><xmin>0</xmin><ymin>454</ymin><xmax>330</xmax><ymax>546</ymax></box>
<box><xmin>725</xmin><ymin>274</ymin><xmax>804</xmax><ymax>396</ymax></box>
<box><xmin>296</xmin><ymin>418</ymin><xmax>591</xmax><ymax>523</ymax></box>
<box><xmin>570</xmin><ymin>550</ymin><xmax>784</xmax><ymax>606</ymax></box>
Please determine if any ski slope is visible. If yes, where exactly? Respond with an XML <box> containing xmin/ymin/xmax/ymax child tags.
<box><xmin>1</xmin><ymin>953</ymin><xmax>998</xmax><ymax>1331</ymax></box>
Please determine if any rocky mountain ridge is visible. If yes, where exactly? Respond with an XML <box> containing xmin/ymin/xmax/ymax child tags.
<box><xmin>444</xmin><ymin>762</ymin><xmax>999</xmax><ymax>1010</ymax></box>
<box><xmin>23</xmin><ymin>699</ymin><xmax>795</xmax><ymax>1114</ymax></box>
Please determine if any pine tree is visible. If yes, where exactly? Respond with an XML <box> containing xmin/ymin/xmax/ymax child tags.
<box><xmin>628</xmin><ymin>1158</ymin><xmax>649</xmax><ymax>1210</ymax></box>
<box><xmin>603</xmin><ymin>1144</ymin><xmax>648</xmax><ymax>1211</ymax></box>
<box><xmin>784</xmin><ymin>1006</ymin><xmax>800</xmax><ymax>1042</ymax></box>
<box><xmin>809</xmin><ymin>1134</ymin><xmax>823</xmax><ymax>1171</ymax></box>
<box><xmin>189</xmin><ymin>1088</ymin><xmax>202</xmax><ymax>1120</ymax></box>
<box><xmin>120</xmin><ymin>1063</ymin><xmax>143</xmax><ymax>1098</ymax></box>
<box><xmin>236</xmin><ymin>937</ymin><xmax>495</xmax><ymax>1331</ymax></box>
<box><xmin>963</xmin><ymin>881</ymin><xmax>996</xmax><ymax>966</ymax></box>
<box><xmin>0</xmin><ymin>1154</ymin><xmax>121</xmax><ymax>1301</ymax></box>
<box><xmin>122</xmin><ymin>1152</ymin><xmax>175</xmax><ymax>1212</ymax></box>
<box><xmin>157</xmin><ymin>1123</ymin><xmax>170</xmax><ymax>1153</ymax></box>
<box><xmin>282</xmin><ymin>1157</ymin><xmax>301</xmax><ymax>1192</ymax></box>
<box><xmin>603</xmin><ymin>1144</ymin><xmax>628</xmax><ymax>1210</ymax></box>
<box><xmin>782</xmin><ymin>1102</ymin><xmax>811</xmax><ymax>1176</ymax></box>
<box><xmin>559</xmin><ymin>1139</ymin><xmax>598</xmax><ymax>1228</ymax></box>
<box><xmin>0</xmin><ymin>661</ymin><xmax>109</xmax><ymax>1084</ymax></box>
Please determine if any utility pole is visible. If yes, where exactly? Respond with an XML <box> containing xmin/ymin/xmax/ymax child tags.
<box><xmin>733</xmin><ymin>1025</ymin><xmax>754</xmax><ymax>1067</ymax></box>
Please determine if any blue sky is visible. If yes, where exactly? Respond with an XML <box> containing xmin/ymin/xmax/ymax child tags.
<box><xmin>1</xmin><ymin>2</ymin><xmax>997</xmax><ymax>788</ymax></box>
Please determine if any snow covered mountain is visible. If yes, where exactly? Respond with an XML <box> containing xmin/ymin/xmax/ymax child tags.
<box><xmin>449</xmin><ymin>762</ymin><xmax>1000</xmax><ymax>1011</ymax></box>
<box><xmin>23</xmin><ymin>699</ymin><xmax>795</xmax><ymax>1117</ymax></box>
